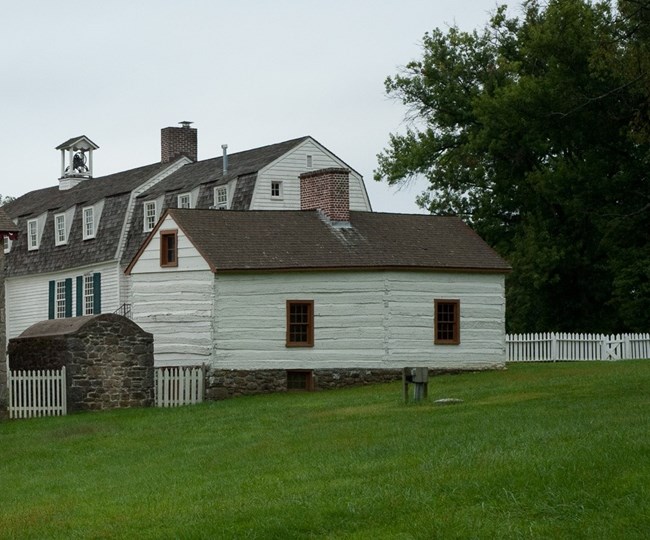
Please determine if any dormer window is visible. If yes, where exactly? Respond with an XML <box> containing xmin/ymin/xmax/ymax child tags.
<box><xmin>178</xmin><ymin>193</ymin><xmax>191</xmax><ymax>209</ymax></box>
<box><xmin>3</xmin><ymin>236</ymin><xmax>11</xmax><ymax>253</ymax></box>
<box><xmin>214</xmin><ymin>186</ymin><xmax>228</xmax><ymax>209</ymax></box>
<box><xmin>83</xmin><ymin>207</ymin><xmax>95</xmax><ymax>240</ymax></box>
<box><xmin>55</xmin><ymin>213</ymin><xmax>67</xmax><ymax>245</ymax></box>
<box><xmin>144</xmin><ymin>201</ymin><xmax>157</xmax><ymax>231</ymax></box>
<box><xmin>27</xmin><ymin>219</ymin><xmax>39</xmax><ymax>250</ymax></box>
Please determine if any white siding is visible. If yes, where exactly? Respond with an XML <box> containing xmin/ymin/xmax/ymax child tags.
<box><xmin>129</xmin><ymin>215</ymin><xmax>213</xmax><ymax>366</ymax></box>
<box><xmin>213</xmin><ymin>271</ymin><xmax>506</xmax><ymax>370</ymax></box>
<box><xmin>250</xmin><ymin>138</ymin><xmax>371</xmax><ymax>211</ymax></box>
<box><xmin>5</xmin><ymin>261</ymin><xmax>121</xmax><ymax>340</ymax></box>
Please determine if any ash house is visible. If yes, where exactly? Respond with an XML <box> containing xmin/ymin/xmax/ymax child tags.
<box><xmin>4</xmin><ymin>122</ymin><xmax>510</xmax><ymax>397</ymax></box>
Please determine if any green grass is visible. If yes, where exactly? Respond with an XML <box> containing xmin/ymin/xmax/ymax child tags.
<box><xmin>1</xmin><ymin>361</ymin><xmax>649</xmax><ymax>539</ymax></box>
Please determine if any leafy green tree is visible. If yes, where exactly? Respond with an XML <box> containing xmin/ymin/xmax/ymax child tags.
<box><xmin>0</xmin><ymin>195</ymin><xmax>14</xmax><ymax>206</ymax></box>
<box><xmin>375</xmin><ymin>0</ymin><xmax>650</xmax><ymax>332</ymax></box>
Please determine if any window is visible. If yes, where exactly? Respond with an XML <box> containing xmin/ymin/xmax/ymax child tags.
<box><xmin>3</xmin><ymin>236</ymin><xmax>11</xmax><ymax>253</ymax></box>
<box><xmin>56</xmin><ymin>280</ymin><xmax>66</xmax><ymax>319</ymax></box>
<box><xmin>306</xmin><ymin>155</ymin><xmax>313</xmax><ymax>168</ymax></box>
<box><xmin>178</xmin><ymin>193</ymin><xmax>191</xmax><ymax>208</ymax></box>
<box><xmin>55</xmin><ymin>214</ymin><xmax>66</xmax><ymax>245</ymax></box>
<box><xmin>75</xmin><ymin>273</ymin><xmax>101</xmax><ymax>316</ymax></box>
<box><xmin>287</xmin><ymin>370</ymin><xmax>314</xmax><ymax>391</ymax></box>
<box><xmin>214</xmin><ymin>186</ymin><xmax>228</xmax><ymax>209</ymax></box>
<box><xmin>434</xmin><ymin>299</ymin><xmax>460</xmax><ymax>345</ymax></box>
<box><xmin>27</xmin><ymin>219</ymin><xmax>39</xmax><ymax>250</ymax></box>
<box><xmin>83</xmin><ymin>207</ymin><xmax>95</xmax><ymax>239</ymax></box>
<box><xmin>271</xmin><ymin>181</ymin><xmax>283</xmax><ymax>199</ymax></box>
<box><xmin>144</xmin><ymin>201</ymin><xmax>157</xmax><ymax>231</ymax></box>
<box><xmin>84</xmin><ymin>275</ymin><xmax>94</xmax><ymax>315</ymax></box>
<box><xmin>160</xmin><ymin>229</ymin><xmax>178</xmax><ymax>267</ymax></box>
<box><xmin>286</xmin><ymin>300</ymin><xmax>314</xmax><ymax>347</ymax></box>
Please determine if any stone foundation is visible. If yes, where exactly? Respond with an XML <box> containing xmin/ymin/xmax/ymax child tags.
<box><xmin>205</xmin><ymin>367</ymin><xmax>405</xmax><ymax>400</ymax></box>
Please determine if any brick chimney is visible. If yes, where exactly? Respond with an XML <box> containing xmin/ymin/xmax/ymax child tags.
<box><xmin>161</xmin><ymin>121</ymin><xmax>197</xmax><ymax>163</ymax></box>
<box><xmin>300</xmin><ymin>168</ymin><xmax>350</xmax><ymax>222</ymax></box>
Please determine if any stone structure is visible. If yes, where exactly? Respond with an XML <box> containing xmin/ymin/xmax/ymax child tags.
<box><xmin>7</xmin><ymin>314</ymin><xmax>153</xmax><ymax>412</ymax></box>
<box><xmin>206</xmin><ymin>367</ymin><xmax>404</xmax><ymax>400</ymax></box>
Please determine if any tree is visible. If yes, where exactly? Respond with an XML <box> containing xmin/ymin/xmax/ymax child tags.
<box><xmin>0</xmin><ymin>195</ymin><xmax>14</xmax><ymax>206</ymax></box>
<box><xmin>375</xmin><ymin>0</ymin><xmax>650</xmax><ymax>333</ymax></box>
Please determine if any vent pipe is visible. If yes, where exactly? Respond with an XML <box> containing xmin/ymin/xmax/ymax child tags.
<box><xmin>222</xmin><ymin>144</ymin><xmax>228</xmax><ymax>175</ymax></box>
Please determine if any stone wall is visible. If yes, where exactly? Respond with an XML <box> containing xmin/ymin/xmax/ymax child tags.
<box><xmin>7</xmin><ymin>314</ymin><xmax>154</xmax><ymax>412</ymax></box>
<box><xmin>205</xmin><ymin>367</ymin><xmax>404</xmax><ymax>400</ymax></box>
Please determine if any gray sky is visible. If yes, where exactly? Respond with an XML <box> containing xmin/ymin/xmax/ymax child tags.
<box><xmin>1</xmin><ymin>0</ymin><xmax>504</xmax><ymax>213</ymax></box>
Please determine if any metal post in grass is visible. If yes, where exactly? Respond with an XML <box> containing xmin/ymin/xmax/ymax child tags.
<box><xmin>402</xmin><ymin>367</ymin><xmax>428</xmax><ymax>403</ymax></box>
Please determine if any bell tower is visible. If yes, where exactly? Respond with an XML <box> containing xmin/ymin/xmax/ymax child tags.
<box><xmin>55</xmin><ymin>135</ymin><xmax>99</xmax><ymax>190</ymax></box>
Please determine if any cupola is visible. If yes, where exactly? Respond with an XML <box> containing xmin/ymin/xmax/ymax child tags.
<box><xmin>56</xmin><ymin>135</ymin><xmax>99</xmax><ymax>190</ymax></box>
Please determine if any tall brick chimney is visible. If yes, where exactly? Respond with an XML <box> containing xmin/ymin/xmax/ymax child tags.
<box><xmin>161</xmin><ymin>121</ymin><xmax>197</xmax><ymax>163</ymax></box>
<box><xmin>300</xmin><ymin>168</ymin><xmax>350</xmax><ymax>222</ymax></box>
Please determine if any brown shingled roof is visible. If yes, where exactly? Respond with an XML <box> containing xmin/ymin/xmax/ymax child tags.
<box><xmin>129</xmin><ymin>208</ymin><xmax>510</xmax><ymax>273</ymax></box>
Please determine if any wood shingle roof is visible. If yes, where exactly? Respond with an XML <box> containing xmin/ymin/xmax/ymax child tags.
<box><xmin>137</xmin><ymin>208</ymin><xmax>511</xmax><ymax>273</ymax></box>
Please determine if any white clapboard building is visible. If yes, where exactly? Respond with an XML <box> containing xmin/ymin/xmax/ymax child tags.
<box><xmin>4</xmin><ymin>123</ymin><xmax>509</xmax><ymax>397</ymax></box>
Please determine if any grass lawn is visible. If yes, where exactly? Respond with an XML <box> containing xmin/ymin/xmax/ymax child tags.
<box><xmin>1</xmin><ymin>361</ymin><xmax>648</xmax><ymax>539</ymax></box>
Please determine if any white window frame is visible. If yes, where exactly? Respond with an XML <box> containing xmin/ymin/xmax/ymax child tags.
<box><xmin>55</xmin><ymin>213</ymin><xmax>67</xmax><ymax>245</ymax></box>
<box><xmin>214</xmin><ymin>186</ymin><xmax>228</xmax><ymax>209</ymax></box>
<box><xmin>307</xmin><ymin>155</ymin><xmax>313</xmax><ymax>168</ymax></box>
<box><xmin>82</xmin><ymin>207</ymin><xmax>95</xmax><ymax>240</ymax></box>
<box><xmin>3</xmin><ymin>235</ymin><xmax>11</xmax><ymax>254</ymax></box>
<box><xmin>177</xmin><ymin>193</ymin><xmax>192</xmax><ymax>209</ymax></box>
<box><xmin>144</xmin><ymin>201</ymin><xmax>157</xmax><ymax>231</ymax></box>
<box><xmin>27</xmin><ymin>219</ymin><xmax>39</xmax><ymax>250</ymax></box>
<box><xmin>56</xmin><ymin>280</ymin><xmax>66</xmax><ymax>319</ymax></box>
<box><xmin>271</xmin><ymin>181</ymin><xmax>283</xmax><ymax>199</ymax></box>
<box><xmin>84</xmin><ymin>274</ymin><xmax>94</xmax><ymax>315</ymax></box>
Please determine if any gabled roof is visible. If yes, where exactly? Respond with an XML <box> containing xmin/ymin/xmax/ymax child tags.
<box><xmin>137</xmin><ymin>136</ymin><xmax>310</xmax><ymax>200</ymax></box>
<box><xmin>128</xmin><ymin>208</ymin><xmax>511</xmax><ymax>274</ymax></box>
<box><xmin>55</xmin><ymin>135</ymin><xmax>99</xmax><ymax>151</ymax></box>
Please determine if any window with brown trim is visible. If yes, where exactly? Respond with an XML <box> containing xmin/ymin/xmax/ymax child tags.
<box><xmin>287</xmin><ymin>370</ymin><xmax>314</xmax><ymax>391</ymax></box>
<box><xmin>434</xmin><ymin>299</ymin><xmax>460</xmax><ymax>344</ymax></box>
<box><xmin>286</xmin><ymin>300</ymin><xmax>314</xmax><ymax>347</ymax></box>
<box><xmin>160</xmin><ymin>230</ymin><xmax>178</xmax><ymax>267</ymax></box>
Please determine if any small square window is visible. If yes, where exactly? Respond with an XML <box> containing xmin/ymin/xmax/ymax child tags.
<box><xmin>178</xmin><ymin>193</ymin><xmax>191</xmax><ymax>208</ymax></box>
<box><xmin>55</xmin><ymin>214</ymin><xmax>66</xmax><ymax>245</ymax></box>
<box><xmin>286</xmin><ymin>300</ymin><xmax>314</xmax><ymax>347</ymax></box>
<box><xmin>160</xmin><ymin>230</ymin><xmax>178</xmax><ymax>267</ymax></box>
<box><xmin>83</xmin><ymin>207</ymin><xmax>95</xmax><ymax>240</ymax></box>
<box><xmin>27</xmin><ymin>219</ymin><xmax>39</xmax><ymax>250</ymax></box>
<box><xmin>434</xmin><ymin>299</ymin><xmax>460</xmax><ymax>345</ymax></box>
<box><xmin>271</xmin><ymin>181</ymin><xmax>283</xmax><ymax>199</ymax></box>
<box><xmin>144</xmin><ymin>201</ymin><xmax>157</xmax><ymax>231</ymax></box>
<box><xmin>287</xmin><ymin>370</ymin><xmax>314</xmax><ymax>391</ymax></box>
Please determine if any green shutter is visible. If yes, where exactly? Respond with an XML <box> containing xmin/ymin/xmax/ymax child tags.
<box><xmin>76</xmin><ymin>276</ymin><xmax>83</xmax><ymax>316</ymax></box>
<box><xmin>93</xmin><ymin>273</ymin><xmax>101</xmax><ymax>314</ymax></box>
<box><xmin>48</xmin><ymin>280</ymin><xmax>55</xmax><ymax>320</ymax></box>
<box><xmin>64</xmin><ymin>278</ymin><xmax>73</xmax><ymax>318</ymax></box>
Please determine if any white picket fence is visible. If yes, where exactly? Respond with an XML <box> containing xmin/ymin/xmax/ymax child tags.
<box><xmin>507</xmin><ymin>332</ymin><xmax>650</xmax><ymax>362</ymax></box>
<box><xmin>7</xmin><ymin>366</ymin><xmax>67</xmax><ymax>419</ymax></box>
<box><xmin>154</xmin><ymin>366</ymin><xmax>205</xmax><ymax>407</ymax></box>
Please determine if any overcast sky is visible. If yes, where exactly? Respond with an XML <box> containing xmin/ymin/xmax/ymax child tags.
<box><xmin>1</xmin><ymin>0</ymin><xmax>506</xmax><ymax>213</ymax></box>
